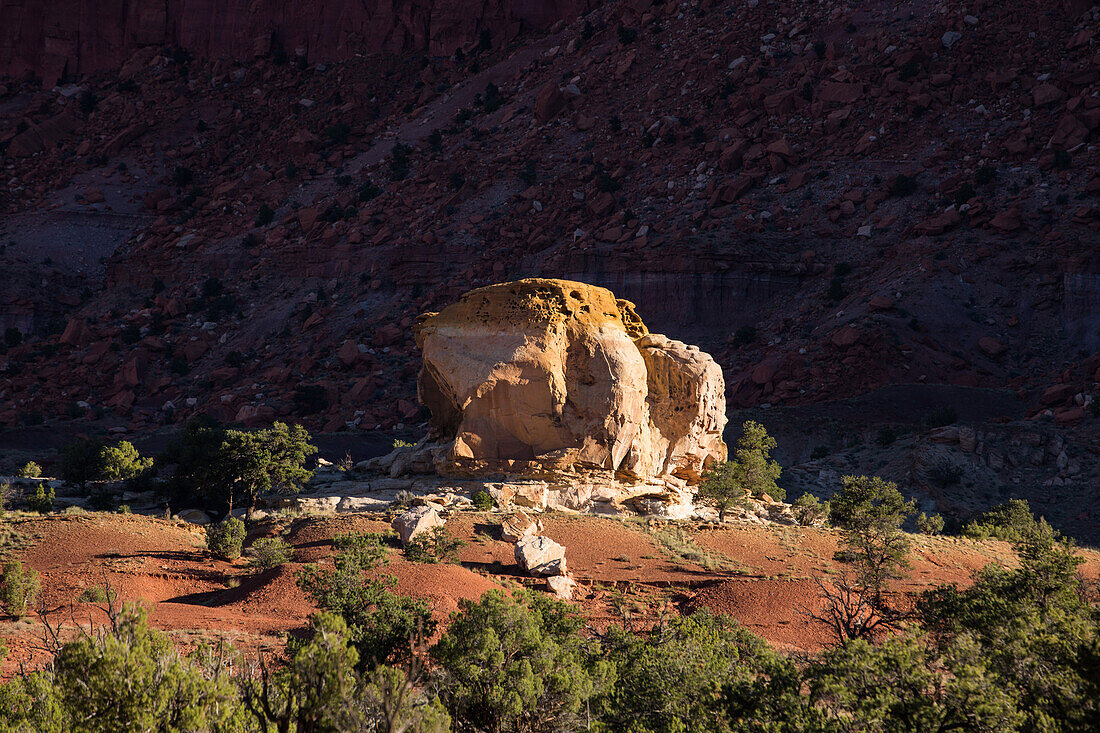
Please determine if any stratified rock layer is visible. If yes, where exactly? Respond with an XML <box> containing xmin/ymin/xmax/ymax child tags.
<box><xmin>0</xmin><ymin>0</ymin><xmax>592</xmax><ymax>85</ymax></box>
<box><xmin>412</xmin><ymin>279</ymin><xmax>727</xmax><ymax>482</ymax></box>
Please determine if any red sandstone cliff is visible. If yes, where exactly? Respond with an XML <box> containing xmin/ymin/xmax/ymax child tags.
<box><xmin>0</xmin><ymin>0</ymin><xmax>592</xmax><ymax>84</ymax></box>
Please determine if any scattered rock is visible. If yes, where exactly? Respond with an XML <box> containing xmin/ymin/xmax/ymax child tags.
<box><xmin>514</xmin><ymin>534</ymin><xmax>567</xmax><ymax>576</ymax></box>
<box><xmin>546</xmin><ymin>574</ymin><xmax>578</xmax><ymax>600</ymax></box>
<box><xmin>392</xmin><ymin>505</ymin><xmax>445</xmax><ymax>545</ymax></box>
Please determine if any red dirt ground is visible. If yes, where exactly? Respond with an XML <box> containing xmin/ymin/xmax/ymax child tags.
<box><xmin>3</xmin><ymin>510</ymin><xmax>1097</xmax><ymax>676</ymax></box>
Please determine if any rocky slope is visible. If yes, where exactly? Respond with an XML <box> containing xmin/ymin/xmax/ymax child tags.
<box><xmin>1</xmin><ymin>0</ymin><xmax>1100</xmax><ymax>532</ymax></box>
<box><xmin>0</xmin><ymin>0</ymin><xmax>593</xmax><ymax>85</ymax></box>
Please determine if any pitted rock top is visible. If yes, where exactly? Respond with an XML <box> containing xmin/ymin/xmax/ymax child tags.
<box><xmin>414</xmin><ymin>278</ymin><xmax>648</xmax><ymax>338</ymax></box>
<box><xmin>409</xmin><ymin>279</ymin><xmax>727</xmax><ymax>484</ymax></box>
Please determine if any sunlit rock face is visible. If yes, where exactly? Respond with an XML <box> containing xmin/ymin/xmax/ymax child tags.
<box><xmin>412</xmin><ymin>278</ymin><xmax>727</xmax><ymax>483</ymax></box>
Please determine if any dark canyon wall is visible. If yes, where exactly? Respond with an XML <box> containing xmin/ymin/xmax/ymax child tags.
<box><xmin>0</xmin><ymin>0</ymin><xmax>593</xmax><ymax>85</ymax></box>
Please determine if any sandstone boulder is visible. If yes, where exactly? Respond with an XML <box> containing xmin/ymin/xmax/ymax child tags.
<box><xmin>515</xmin><ymin>534</ymin><xmax>567</xmax><ymax>576</ymax></box>
<box><xmin>392</xmin><ymin>505</ymin><xmax>445</xmax><ymax>545</ymax></box>
<box><xmin>178</xmin><ymin>509</ymin><xmax>211</xmax><ymax>525</ymax></box>
<box><xmin>411</xmin><ymin>279</ymin><xmax>727</xmax><ymax>483</ymax></box>
<box><xmin>547</xmin><ymin>574</ymin><xmax>578</xmax><ymax>600</ymax></box>
<box><xmin>500</xmin><ymin>510</ymin><xmax>542</xmax><ymax>542</ymax></box>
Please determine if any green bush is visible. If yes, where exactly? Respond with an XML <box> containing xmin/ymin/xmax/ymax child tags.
<box><xmin>206</xmin><ymin>517</ymin><xmax>246</xmax><ymax>560</ymax></box>
<box><xmin>247</xmin><ymin>536</ymin><xmax>294</xmax><ymax>571</ymax></box>
<box><xmin>697</xmin><ymin>421</ymin><xmax>783</xmax><ymax>520</ymax></box>
<box><xmin>916</xmin><ymin>511</ymin><xmax>945</xmax><ymax>535</ymax></box>
<box><xmin>27</xmin><ymin>484</ymin><xmax>54</xmax><ymax>514</ymax></box>
<box><xmin>297</xmin><ymin>532</ymin><xmax>434</xmax><ymax>668</ymax></box>
<box><xmin>792</xmin><ymin>493</ymin><xmax>829</xmax><ymax>526</ymax></box>
<box><xmin>79</xmin><ymin>585</ymin><xmax>115</xmax><ymax>604</ymax></box>
<box><xmin>18</xmin><ymin>462</ymin><xmax>41</xmax><ymax>479</ymax></box>
<box><xmin>471</xmin><ymin>490</ymin><xmax>493</xmax><ymax>511</ymax></box>
<box><xmin>432</xmin><ymin>589</ymin><xmax>606</xmax><ymax>732</ymax></box>
<box><xmin>98</xmin><ymin>441</ymin><xmax>153</xmax><ymax>483</ymax></box>
<box><xmin>1</xmin><ymin>561</ymin><xmax>40</xmax><ymax>619</ymax></box>
<box><xmin>60</xmin><ymin>437</ymin><xmax>105</xmax><ymax>491</ymax></box>
<box><xmin>404</xmin><ymin>526</ymin><xmax>466</xmax><ymax>564</ymax></box>
<box><xmin>962</xmin><ymin>499</ymin><xmax>1046</xmax><ymax>542</ymax></box>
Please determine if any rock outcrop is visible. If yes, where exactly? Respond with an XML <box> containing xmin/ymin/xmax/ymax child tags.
<box><xmin>412</xmin><ymin>278</ymin><xmax>727</xmax><ymax>484</ymax></box>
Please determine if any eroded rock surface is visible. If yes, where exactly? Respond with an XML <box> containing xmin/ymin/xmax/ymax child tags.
<box><xmin>411</xmin><ymin>279</ymin><xmax>727</xmax><ymax>484</ymax></box>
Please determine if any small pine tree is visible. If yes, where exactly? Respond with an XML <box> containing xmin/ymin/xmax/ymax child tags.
<box><xmin>916</xmin><ymin>512</ymin><xmax>945</xmax><ymax>535</ymax></box>
<box><xmin>247</xmin><ymin>536</ymin><xmax>294</xmax><ymax>571</ymax></box>
<box><xmin>404</xmin><ymin>527</ymin><xmax>466</xmax><ymax>564</ymax></box>
<box><xmin>18</xmin><ymin>462</ymin><xmax>42</xmax><ymax>479</ymax></box>
<box><xmin>27</xmin><ymin>484</ymin><xmax>55</xmax><ymax>514</ymax></box>
<box><xmin>98</xmin><ymin>441</ymin><xmax>153</xmax><ymax>483</ymax></box>
<box><xmin>0</xmin><ymin>561</ymin><xmax>40</xmax><ymax>619</ymax></box>
<box><xmin>206</xmin><ymin>517</ymin><xmax>247</xmax><ymax>560</ymax></box>
<box><xmin>697</xmin><ymin>421</ymin><xmax>783</xmax><ymax>520</ymax></box>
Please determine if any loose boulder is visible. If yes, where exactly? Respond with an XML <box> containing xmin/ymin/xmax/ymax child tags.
<box><xmin>547</xmin><ymin>574</ymin><xmax>578</xmax><ymax>600</ymax></box>
<box><xmin>514</xmin><ymin>534</ymin><xmax>567</xmax><ymax>576</ymax></box>
<box><xmin>500</xmin><ymin>510</ymin><xmax>542</xmax><ymax>542</ymax></box>
<box><xmin>412</xmin><ymin>279</ymin><xmax>727</xmax><ymax>482</ymax></box>
<box><xmin>392</xmin><ymin>505</ymin><xmax>445</xmax><ymax>545</ymax></box>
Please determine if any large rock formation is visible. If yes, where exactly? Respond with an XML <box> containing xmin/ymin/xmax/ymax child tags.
<box><xmin>412</xmin><ymin>278</ymin><xmax>727</xmax><ymax>483</ymax></box>
<box><xmin>0</xmin><ymin>0</ymin><xmax>593</xmax><ymax>85</ymax></box>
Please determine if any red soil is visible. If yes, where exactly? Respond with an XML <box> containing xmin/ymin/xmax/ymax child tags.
<box><xmin>3</xmin><ymin>510</ymin><xmax>1096</xmax><ymax>677</ymax></box>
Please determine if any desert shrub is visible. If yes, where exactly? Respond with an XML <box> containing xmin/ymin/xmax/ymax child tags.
<box><xmin>60</xmin><ymin>437</ymin><xmax>105</xmax><ymax>490</ymax></box>
<box><xmin>518</xmin><ymin>159</ymin><xmax>537</xmax><ymax>185</ymax></box>
<box><xmin>792</xmin><ymin>493</ymin><xmax>829</xmax><ymax>526</ymax></box>
<box><xmin>597</xmin><ymin>609</ymin><xmax>810</xmax><ymax>732</ymax></box>
<box><xmin>117</xmin><ymin>504</ymin><xmax>131</xmax><ymax>514</ymax></box>
<box><xmin>875</xmin><ymin>425</ymin><xmax>900</xmax><ymax>446</ymax></box>
<box><xmin>617</xmin><ymin>25</ymin><xmax>638</xmax><ymax>44</ymax></box>
<box><xmin>391</xmin><ymin>489</ymin><xmax>416</xmax><ymax>511</ymax></box>
<box><xmin>732</xmin><ymin>325</ymin><xmax>756</xmax><ymax>346</ymax></box>
<box><xmin>916</xmin><ymin>512</ymin><xmax>945</xmax><ymax>535</ymax></box>
<box><xmin>0</xmin><ymin>561</ymin><xmax>40</xmax><ymax>619</ymax></box>
<box><xmin>389</xmin><ymin>143</ymin><xmax>411</xmax><ymax>181</ymax></box>
<box><xmin>404</xmin><ymin>526</ymin><xmax>465</xmax><ymax>564</ymax></box>
<box><xmin>926</xmin><ymin>456</ymin><xmax>963</xmax><ymax>488</ymax></box>
<box><xmin>471</xmin><ymin>490</ymin><xmax>493</xmax><ymax>511</ymax></box>
<box><xmin>206</xmin><ymin>517</ymin><xmax>246</xmax><ymax>560</ymax></box>
<box><xmin>827</xmin><ymin>276</ymin><xmax>848</xmax><ymax>301</ymax></box>
<box><xmin>698</xmin><ymin>421</ymin><xmax>783</xmax><ymax>520</ymax></box>
<box><xmin>27</xmin><ymin>484</ymin><xmax>54</xmax><ymax>514</ymax></box>
<box><xmin>432</xmin><ymin>589</ymin><xmax>607</xmax><ymax>733</ymax></box>
<box><xmin>88</xmin><ymin>490</ymin><xmax>118</xmax><ymax>512</ymax></box>
<box><xmin>99</xmin><ymin>441</ymin><xmax>153</xmax><ymax>483</ymax></box>
<box><xmin>298</xmin><ymin>532</ymin><xmax>434</xmax><ymax>668</ymax></box>
<box><xmin>247</xmin><ymin>536</ymin><xmax>294</xmax><ymax>571</ymax></box>
<box><xmin>3</xmin><ymin>328</ymin><xmax>22</xmax><ymax>347</ymax></box>
<box><xmin>324</xmin><ymin>122</ymin><xmax>351</xmax><ymax>145</ymax></box>
<box><xmin>889</xmin><ymin>174</ymin><xmax>918</xmax><ymax>197</ymax></box>
<box><xmin>79</xmin><ymin>585</ymin><xmax>115</xmax><ymax>604</ymax></box>
<box><xmin>962</xmin><ymin>499</ymin><xmax>1046</xmax><ymax>542</ymax></box>
<box><xmin>18</xmin><ymin>462</ymin><xmax>41</xmax><ymax>479</ymax></box>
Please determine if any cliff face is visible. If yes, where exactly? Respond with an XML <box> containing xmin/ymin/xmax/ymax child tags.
<box><xmin>0</xmin><ymin>0</ymin><xmax>591</xmax><ymax>84</ymax></box>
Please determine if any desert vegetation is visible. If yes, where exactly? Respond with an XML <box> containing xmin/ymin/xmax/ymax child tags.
<box><xmin>0</xmin><ymin>514</ymin><xmax>1094</xmax><ymax>732</ymax></box>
